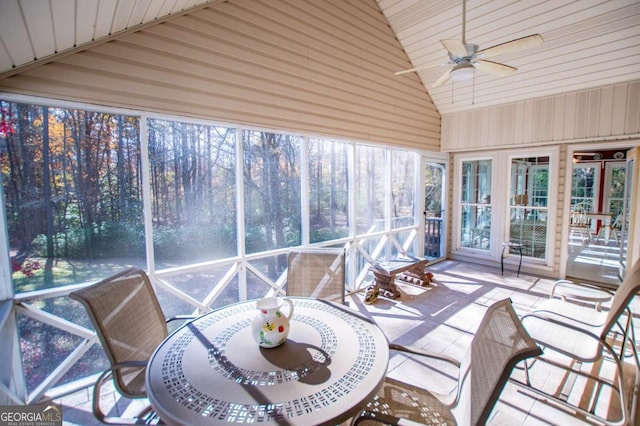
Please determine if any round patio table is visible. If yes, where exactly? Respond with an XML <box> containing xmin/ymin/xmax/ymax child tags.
<box><xmin>145</xmin><ymin>297</ymin><xmax>389</xmax><ymax>426</ymax></box>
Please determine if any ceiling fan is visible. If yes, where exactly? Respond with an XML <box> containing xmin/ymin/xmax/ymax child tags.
<box><xmin>396</xmin><ymin>0</ymin><xmax>544</xmax><ymax>88</ymax></box>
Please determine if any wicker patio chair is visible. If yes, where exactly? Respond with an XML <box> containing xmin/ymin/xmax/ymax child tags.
<box><xmin>70</xmin><ymin>267</ymin><xmax>193</xmax><ymax>424</ymax></box>
<box><xmin>511</xmin><ymin>259</ymin><xmax>640</xmax><ymax>425</ymax></box>
<box><xmin>353</xmin><ymin>298</ymin><xmax>541</xmax><ymax>425</ymax></box>
<box><xmin>286</xmin><ymin>247</ymin><xmax>346</xmax><ymax>304</ymax></box>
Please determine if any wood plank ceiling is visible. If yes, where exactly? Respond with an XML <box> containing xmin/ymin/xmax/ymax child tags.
<box><xmin>377</xmin><ymin>0</ymin><xmax>640</xmax><ymax>114</ymax></box>
<box><xmin>1</xmin><ymin>0</ymin><xmax>639</xmax><ymax>116</ymax></box>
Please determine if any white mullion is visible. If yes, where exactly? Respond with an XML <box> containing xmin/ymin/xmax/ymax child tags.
<box><xmin>347</xmin><ymin>142</ymin><xmax>357</xmax><ymax>290</ymax></box>
<box><xmin>201</xmin><ymin>263</ymin><xmax>239</xmax><ymax>309</ymax></box>
<box><xmin>403</xmin><ymin>229</ymin><xmax>418</xmax><ymax>252</ymax></box>
<box><xmin>0</xmin><ymin>184</ymin><xmax>12</xmax><ymax>301</ymax></box>
<box><xmin>245</xmin><ymin>262</ymin><xmax>277</xmax><ymax>289</ymax></box>
<box><xmin>416</xmin><ymin>155</ymin><xmax>426</xmax><ymax>258</ymax></box>
<box><xmin>154</xmin><ymin>278</ymin><xmax>209</xmax><ymax>313</ymax></box>
<box><xmin>16</xmin><ymin>303</ymin><xmax>97</xmax><ymax>340</ymax></box>
<box><xmin>0</xmin><ymin>152</ymin><xmax>20</xmax><ymax>405</ymax></box>
<box><xmin>385</xmin><ymin>149</ymin><xmax>392</xmax><ymax>259</ymax></box>
<box><xmin>27</xmin><ymin>339</ymin><xmax>94</xmax><ymax>404</ymax></box>
<box><xmin>300</xmin><ymin>136</ymin><xmax>310</xmax><ymax>246</ymax></box>
<box><xmin>236</xmin><ymin>128</ymin><xmax>247</xmax><ymax>301</ymax></box>
<box><xmin>140</xmin><ymin>114</ymin><xmax>156</xmax><ymax>278</ymax></box>
<box><xmin>0</xmin><ymin>381</ymin><xmax>23</xmax><ymax>405</ymax></box>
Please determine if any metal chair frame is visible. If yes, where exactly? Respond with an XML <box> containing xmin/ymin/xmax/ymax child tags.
<box><xmin>353</xmin><ymin>299</ymin><xmax>542</xmax><ymax>425</ymax></box>
<box><xmin>510</xmin><ymin>260</ymin><xmax>640</xmax><ymax>426</ymax></box>
<box><xmin>70</xmin><ymin>267</ymin><xmax>193</xmax><ymax>424</ymax></box>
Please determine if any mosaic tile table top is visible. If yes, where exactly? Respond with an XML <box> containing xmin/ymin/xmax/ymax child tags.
<box><xmin>146</xmin><ymin>297</ymin><xmax>389</xmax><ymax>425</ymax></box>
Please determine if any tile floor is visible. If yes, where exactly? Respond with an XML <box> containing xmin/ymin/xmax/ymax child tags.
<box><xmin>566</xmin><ymin>234</ymin><xmax>623</xmax><ymax>287</ymax></box>
<box><xmin>53</xmin><ymin>260</ymin><xmax>640</xmax><ymax>425</ymax></box>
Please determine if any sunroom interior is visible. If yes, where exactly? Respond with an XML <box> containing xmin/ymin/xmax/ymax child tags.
<box><xmin>1</xmin><ymin>0</ymin><xmax>640</xmax><ymax>424</ymax></box>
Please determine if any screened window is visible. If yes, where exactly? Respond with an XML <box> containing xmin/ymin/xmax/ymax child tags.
<box><xmin>354</xmin><ymin>145</ymin><xmax>385</xmax><ymax>234</ymax></box>
<box><xmin>1</xmin><ymin>102</ymin><xmax>144</xmax><ymax>291</ymax></box>
<box><xmin>147</xmin><ymin>119</ymin><xmax>237</xmax><ymax>266</ymax></box>
<box><xmin>460</xmin><ymin>159</ymin><xmax>492</xmax><ymax>250</ymax></box>
<box><xmin>391</xmin><ymin>150</ymin><xmax>417</xmax><ymax>229</ymax></box>
<box><xmin>308</xmin><ymin>139</ymin><xmax>349</xmax><ymax>243</ymax></box>
<box><xmin>2</xmin><ymin>97</ymin><xmax>432</xmax><ymax>396</ymax></box>
<box><xmin>243</xmin><ymin>131</ymin><xmax>302</xmax><ymax>253</ymax></box>
<box><xmin>1</xmin><ymin>102</ymin><xmax>144</xmax><ymax>391</ymax></box>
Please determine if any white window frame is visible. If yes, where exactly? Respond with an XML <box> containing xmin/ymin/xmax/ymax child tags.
<box><xmin>453</xmin><ymin>147</ymin><xmax>558</xmax><ymax>270</ymax></box>
<box><xmin>506</xmin><ymin>151</ymin><xmax>558</xmax><ymax>265</ymax></box>
<box><xmin>603</xmin><ymin>160</ymin><xmax>626</xmax><ymax>214</ymax></box>
<box><xmin>453</xmin><ymin>154</ymin><xmax>494</xmax><ymax>256</ymax></box>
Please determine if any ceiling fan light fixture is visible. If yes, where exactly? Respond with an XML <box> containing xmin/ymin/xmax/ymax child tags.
<box><xmin>450</xmin><ymin>63</ymin><xmax>474</xmax><ymax>81</ymax></box>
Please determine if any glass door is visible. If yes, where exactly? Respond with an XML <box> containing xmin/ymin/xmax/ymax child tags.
<box><xmin>620</xmin><ymin>147</ymin><xmax>639</xmax><ymax>276</ymax></box>
<box><xmin>423</xmin><ymin>162</ymin><xmax>446</xmax><ymax>261</ymax></box>
<box><xmin>566</xmin><ymin>155</ymin><xmax>616</xmax><ymax>285</ymax></box>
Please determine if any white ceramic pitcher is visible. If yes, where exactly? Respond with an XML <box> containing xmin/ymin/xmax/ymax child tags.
<box><xmin>251</xmin><ymin>297</ymin><xmax>295</xmax><ymax>348</ymax></box>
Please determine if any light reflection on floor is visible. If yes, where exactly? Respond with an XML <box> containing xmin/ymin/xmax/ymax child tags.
<box><xmin>567</xmin><ymin>235</ymin><xmax>623</xmax><ymax>286</ymax></box>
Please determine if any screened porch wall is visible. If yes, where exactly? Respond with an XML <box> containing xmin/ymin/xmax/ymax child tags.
<box><xmin>441</xmin><ymin>80</ymin><xmax>640</xmax><ymax>151</ymax></box>
<box><xmin>442</xmin><ymin>80</ymin><xmax>640</xmax><ymax>277</ymax></box>
<box><xmin>0</xmin><ymin>0</ymin><xmax>440</xmax><ymax>151</ymax></box>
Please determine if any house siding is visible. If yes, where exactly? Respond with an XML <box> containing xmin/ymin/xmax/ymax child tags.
<box><xmin>443</xmin><ymin>82</ymin><xmax>640</xmax><ymax>278</ymax></box>
<box><xmin>442</xmin><ymin>80</ymin><xmax>640</xmax><ymax>151</ymax></box>
<box><xmin>0</xmin><ymin>0</ymin><xmax>439</xmax><ymax>151</ymax></box>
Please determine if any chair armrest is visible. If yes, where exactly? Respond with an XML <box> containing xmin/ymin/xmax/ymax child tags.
<box><xmin>166</xmin><ymin>315</ymin><xmax>196</xmax><ymax>323</ymax></box>
<box><xmin>522</xmin><ymin>312</ymin><xmax>602</xmax><ymax>339</ymax></box>
<box><xmin>390</xmin><ymin>343</ymin><xmax>461</xmax><ymax>368</ymax></box>
<box><xmin>550</xmin><ymin>279</ymin><xmax>573</xmax><ymax>298</ymax></box>
<box><xmin>521</xmin><ymin>312</ymin><xmax>605</xmax><ymax>361</ymax></box>
<box><xmin>550</xmin><ymin>280</ymin><xmax>612</xmax><ymax>299</ymax></box>
<box><xmin>354</xmin><ymin>410</ymin><xmax>425</xmax><ymax>425</ymax></box>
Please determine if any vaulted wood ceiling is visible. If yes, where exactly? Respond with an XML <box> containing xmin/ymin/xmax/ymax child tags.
<box><xmin>1</xmin><ymin>0</ymin><xmax>639</xmax><ymax>115</ymax></box>
<box><xmin>378</xmin><ymin>0</ymin><xmax>640</xmax><ymax>114</ymax></box>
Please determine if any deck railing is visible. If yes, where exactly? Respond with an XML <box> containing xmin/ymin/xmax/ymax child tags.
<box><xmin>3</xmin><ymin>222</ymin><xmax>424</xmax><ymax>405</ymax></box>
<box><xmin>424</xmin><ymin>217</ymin><xmax>443</xmax><ymax>259</ymax></box>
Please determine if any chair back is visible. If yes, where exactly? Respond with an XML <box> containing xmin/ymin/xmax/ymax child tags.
<box><xmin>570</xmin><ymin>206</ymin><xmax>591</xmax><ymax>228</ymax></box>
<box><xmin>453</xmin><ymin>299</ymin><xmax>542</xmax><ymax>425</ymax></box>
<box><xmin>286</xmin><ymin>247</ymin><xmax>346</xmax><ymax>304</ymax></box>
<box><xmin>602</xmin><ymin>258</ymin><xmax>640</xmax><ymax>338</ymax></box>
<box><xmin>70</xmin><ymin>267</ymin><xmax>168</xmax><ymax>398</ymax></box>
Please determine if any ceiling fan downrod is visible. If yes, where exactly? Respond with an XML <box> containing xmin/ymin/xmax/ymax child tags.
<box><xmin>461</xmin><ymin>0</ymin><xmax>467</xmax><ymax>45</ymax></box>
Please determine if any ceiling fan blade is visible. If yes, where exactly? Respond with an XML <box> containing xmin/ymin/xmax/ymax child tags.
<box><xmin>476</xmin><ymin>34</ymin><xmax>543</xmax><ymax>59</ymax></box>
<box><xmin>395</xmin><ymin>62</ymin><xmax>449</xmax><ymax>76</ymax></box>
<box><xmin>431</xmin><ymin>68</ymin><xmax>452</xmax><ymax>88</ymax></box>
<box><xmin>440</xmin><ymin>39</ymin><xmax>468</xmax><ymax>57</ymax></box>
<box><xmin>473</xmin><ymin>60</ymin><xmax>517</xmax><ymax>76</ymax></box>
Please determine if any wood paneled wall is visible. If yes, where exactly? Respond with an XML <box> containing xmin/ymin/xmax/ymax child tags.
<box><xmin>442</xmin><ymin>80</ymin><xmax>640</xmax><ymax>151</ymax></box>
<box><xmin>0</xmin><ymin>0</ymin><xmax>439</xmax><ymax>150</ymax></box>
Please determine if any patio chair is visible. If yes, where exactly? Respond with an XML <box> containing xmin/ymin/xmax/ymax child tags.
<box><xmin>353</xmin><ymin>298</ymin><xmax>541</xmax><ymax>425</ymax></box>
<box><xmin>70</xmin><ymin>267</ymin><xmax>193</xmax><ymax>424</ymax></box>
<box><xmin>569</xmin><ymin>203</ymin><xmax>592</xmax><ymax>242</ymax></box>
<box><xmin>511</xmin><ymin>258</ymin><xmax>640</xmax><ymax>425</ymax></box>
<box><xmin>286</xmin><ymin>247</ymin><xmax>346</xmax><ymax>304</ymax></box>
<box><xmin>596</xmin><ymin>213</ymin><xmax>621</xmax><ymax>244</ymax></box>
